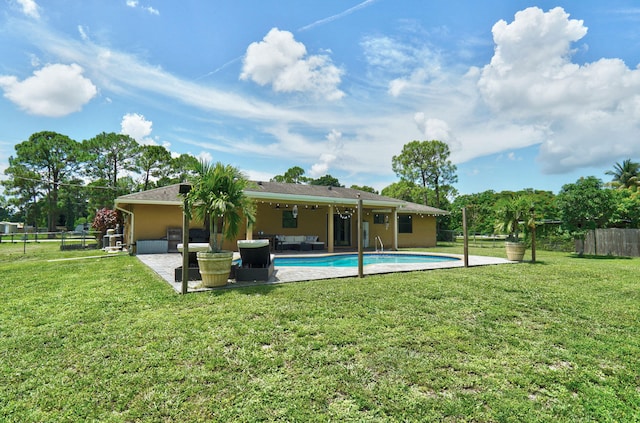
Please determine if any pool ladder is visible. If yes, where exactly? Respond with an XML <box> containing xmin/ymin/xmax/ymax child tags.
<box><xmin>375</xmin><ymin>236</ymin><xmax>384</xmax><ymax>252</ymax></box>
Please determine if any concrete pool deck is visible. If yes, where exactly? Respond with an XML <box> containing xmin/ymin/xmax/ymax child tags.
<box><xmin>136</xmin><ymin>251</ymin><xmax>514</xmax><ymax>294</ymax></box>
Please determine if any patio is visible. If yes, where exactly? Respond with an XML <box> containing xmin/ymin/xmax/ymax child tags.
<box><xmin>137</xmin><ymin>251</ymin><xmax>513</xmax><ymax>293</ymax></box>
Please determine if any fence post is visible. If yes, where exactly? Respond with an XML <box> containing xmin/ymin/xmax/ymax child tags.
<box><xmin>530</xmin><ymin>207</ymin><xmax>536</xmax><ymax>263</ymax></box>
<box><xmin>462</xmin><ymin>207</ymin><xmax>469</xmax><ymax>267</ymax></box>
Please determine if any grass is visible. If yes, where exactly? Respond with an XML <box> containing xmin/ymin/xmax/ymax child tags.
<box><xmin>1</xmin><ymin>242</ymin><xmax>639</xmax><ymax>422</ymax></box>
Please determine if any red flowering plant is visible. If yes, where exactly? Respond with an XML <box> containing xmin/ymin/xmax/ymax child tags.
<box><xmin>92</xmin><ymin>208</ymin><xmax>119</xmax><ymax>241</ymax></box>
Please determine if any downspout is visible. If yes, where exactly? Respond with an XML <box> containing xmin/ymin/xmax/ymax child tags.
<box><xmin>115</xmin><ymin>205</ymin><xmax>134</xmax><ymax>254</ymax></box>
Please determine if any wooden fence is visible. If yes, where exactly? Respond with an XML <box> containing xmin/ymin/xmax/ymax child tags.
<box><xmin>577</xmin><ymin>228</ymin><xmax>640</xmax><ymax>257</ymax></box>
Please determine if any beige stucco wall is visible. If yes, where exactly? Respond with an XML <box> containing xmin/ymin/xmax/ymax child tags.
<box><xmin>397</xmin><ymin>214</ymin><xmax>438</xmax><ymax>248</ymax></box>
<box><xmin>366</xmin><ymin>213</ymin><xmax>394</xmax><ymax>249</ymax></box>
<box><xmin>132</xmin><ymin>204</ymin><xmax>183</xmax><ymax>241</ymax></box>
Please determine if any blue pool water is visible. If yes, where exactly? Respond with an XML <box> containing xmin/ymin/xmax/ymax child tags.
<box><xmin>274</xmin><ymin>253</ymin><xmax>459</xmax><ymax>267</ymax></box>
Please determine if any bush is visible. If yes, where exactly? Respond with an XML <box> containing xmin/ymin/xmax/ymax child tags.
<box><xmin>92</xmin><ymin>208</ymin><xmax>119</xmax><ymax>240</ymax></box>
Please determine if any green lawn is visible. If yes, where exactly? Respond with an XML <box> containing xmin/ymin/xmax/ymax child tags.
<box><xmin>1</xmin><ymin>242</ymin><xmax>639</xmax><ymax>422</ymax></box>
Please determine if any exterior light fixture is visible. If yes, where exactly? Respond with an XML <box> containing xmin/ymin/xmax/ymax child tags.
<box><xmin>292</xmin><ymin>205</ymin><xmax>298</xmax><ymax>219</ymax></box>
<box><xmin>179</xmin><ymin>184</ymin><xmax>191</xmax><ymax>194</ymax></box>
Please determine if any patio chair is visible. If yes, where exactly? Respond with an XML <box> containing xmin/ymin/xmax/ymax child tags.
<box><xmin>236</xmin><ymin>239</ymin><xmax>275</xmax><ymax>282</ymax></box>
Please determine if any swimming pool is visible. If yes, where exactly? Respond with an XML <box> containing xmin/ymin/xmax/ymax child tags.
<box><xmin>274</xmin><ymin>253</ymin><xmax>460</xmax><ymax>267</ymax></box>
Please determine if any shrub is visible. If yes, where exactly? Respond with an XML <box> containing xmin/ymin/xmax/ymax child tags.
<box><xmin>92</xmin><ymin>208</ymin><xmax>119</xmax><ymax>240</ymax></box>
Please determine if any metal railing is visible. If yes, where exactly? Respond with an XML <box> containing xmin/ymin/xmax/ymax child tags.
<box><xmin>375</xmin><ymin>236</ymin><xmax>384</xmax><ymax>252</ymax></box>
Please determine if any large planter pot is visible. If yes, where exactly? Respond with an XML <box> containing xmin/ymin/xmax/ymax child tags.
<box><xmin>505</xmin><ymin>241</ymin><xmax>526</xmax><ymax>261</ymax></box>
<box><xmin>197</xmin><ymin>251</ymin><xmax>233</xmax><ymax>287</ymax></box>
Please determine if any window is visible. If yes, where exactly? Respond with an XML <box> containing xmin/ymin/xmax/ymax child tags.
<box><xmin>374</xmin><ymin>213</ymin><xmax>385</xmax><ymax>224</ymax></box>
<box><xmin>282</xmin><ymin>210</ymin><xmax>297</xmax><ymax>228</ymax></box>
<box><xmin>398</xmin><ymin>215</ymin><xmax>412</xmax><ymax>233</ymax></box>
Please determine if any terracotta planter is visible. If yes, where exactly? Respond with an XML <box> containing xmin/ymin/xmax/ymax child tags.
<box><xmin>505</xmin><ymin>241</ymin><xmax>526</xmax><ymax>261</ymax></box>
<box><xmin>197</xmin><ymin>251</ymin><xmax>233</xmax><ymax>287</ymax></box>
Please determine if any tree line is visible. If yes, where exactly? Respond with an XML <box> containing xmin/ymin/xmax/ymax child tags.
<box><xmin>2</xmin><ymin>132</ymin><xmax>639</xmax><ymax>246</ymax></box>
<box><xmin>450</xmin><ymin>166</ymin><xmax>640</xmax><ymax>248</ymax></box>
<box><xmin>1</xmin><ymin>131</ymin><xmax>199</xmax><ymax>232</ymax></box>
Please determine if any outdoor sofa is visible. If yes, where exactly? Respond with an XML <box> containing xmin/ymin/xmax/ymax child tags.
<box><xmin>276</xmin><ymin>235</ymin><xmax>325</xmax><ymax>251</ymax></box>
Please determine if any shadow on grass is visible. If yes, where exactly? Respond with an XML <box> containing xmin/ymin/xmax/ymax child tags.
<box><xmin>526</xmin><ymin>260</ymin><xmax>548</xmax><ymax>265</ymax></box>
<box><xmin>569</xmin><ymin>253</ymin><xmax>633</xmax><ymax>260</ymax></box>
<box><xmin>205</xmin><ymin>282</ymin><xmax>282</xmax><ymax>296</ymax></box>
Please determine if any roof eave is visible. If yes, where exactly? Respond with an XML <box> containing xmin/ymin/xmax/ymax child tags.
<box><xmin>247</xmin><ymin>191</ymin><xmax>400</xmax><ymax>207</ymax></box>
<box><xmin>114</xmin><ymin>199</ymin><xmax>183</xmax><ymax>207</ymax></box>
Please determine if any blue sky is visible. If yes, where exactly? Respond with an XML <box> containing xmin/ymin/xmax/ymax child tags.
<box><xmin>2</xmin><ymin>0</ymin><xmax>640</xmax><ymax>195</ymax></box>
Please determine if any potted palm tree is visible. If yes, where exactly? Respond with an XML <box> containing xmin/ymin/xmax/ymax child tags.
<box><xmin>183</xmin><ymin>160</ymin><xmax>256</xmax><ymax>287</ymax></box>
<box><xmin>494</xmin><ymin>196</ymin><xmax>532</xmax><ymax>261</ymax></box>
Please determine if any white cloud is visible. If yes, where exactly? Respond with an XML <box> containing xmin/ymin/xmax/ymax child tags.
<box><xmin>478</xmin><ymin>6</ymin><xmax>640</xmax><ymax>173</ymax></box>
<box><xmin>0</xmin><ymin>63</ymin><xmax>97</xmax><ymax>117</ymax></box>
<box><xmin>197</xmin><ymin>151</ymin><xmax>212</xmax><ymax>163</ymax></box>
<box><xmin>361</xmin><ymin>35</ymin><xmax>442</xmax><ymax>96</ymax></box>
<box><xmin>29</xmin><ymin>54</ymin><xmax>40</xmax><ymax>67</ymax></box>
<box><xmin>388</xmin><ymin>79</ymin><xmax>408</xmax><ymax>97</ymax></box>
<box><xmin>126</xmin><ymin>0</ymin><xmax>159</xmax><ymax>15</ymax></box>
<box><xmin>361</xmin><ymin>36</ymin><xmax>417</xmax><ymax>73</ymax></box>
<box><xmin>310</xmin><ymin>154</ymin><xmax>337</xmax><ymax>177</ymax></box>
<box><xmin>413</xmin><ymin>114</ymin><xmax>461</xmax><ymax>150</ymax></box>
<box><xmin>240</xmin><ymin>28</ymin><xmax>344</xmax><ymax>101</ymax></box>
<box><xmin>78</xmin><ymin>25</ymin><xmax>89</xmax><ymax>41</ymax></box>
<box><xmin>309</xmin><ymin>129</ymin><xmax>343</xmax><ymax>177</ymax></box>
<box><xmin>120</xmin><ymin>113</ymin><xmax>155</xmax><ymax>145</ymax></box>
<box><xmin>16</xmin><ymin>0</ymin><xmax>40</xmax><ymax>19</ymax></box>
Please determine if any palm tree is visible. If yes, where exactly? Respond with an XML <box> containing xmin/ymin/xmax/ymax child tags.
<box><xmin>184</xmin><ymin>160</ymin><xmax>256</xmax><ymax>252</ymax></box>
<box><xmin>606</xmin><ymin>159</ymin><xmax>640</xmax><ymax>190</ymax></box>
<box><xmin>493</xmin><ymin>195</ymin><xmax>533</xmax><ymax>242</ymax></box>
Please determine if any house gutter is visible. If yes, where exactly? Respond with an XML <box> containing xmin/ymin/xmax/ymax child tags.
<box><xmin>115</xmin><ymin>204</ymin><xmax>134</xmax><ymax>253</ymax></box>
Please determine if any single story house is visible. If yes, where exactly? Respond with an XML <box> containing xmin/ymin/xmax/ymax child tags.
<box><xmin>0</xmin><ymin>221</ymin><xmax>21</xmax><ymax>234</ymax></box>
<box><xmin>114</xmin><ymin>181</ymin><xmax>449</xmax><ymax>254</ymax></box>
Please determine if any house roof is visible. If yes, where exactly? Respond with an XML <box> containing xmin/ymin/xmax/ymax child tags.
<box><xmin>115</xmin><ymin>182</ymin><xmax>449</xmax><ymax>215</ymax></box>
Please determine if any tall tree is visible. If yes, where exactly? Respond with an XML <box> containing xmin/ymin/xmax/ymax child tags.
<box><xmin>0</xmin><ymin>195</ymin><xmax>16</xmax><ymax>221</ymax></box>
<box><xmin>350</xmin><ymin>184</ymin><xmax>378</xmax><ymax>194</ymax></box>
<box><xmin>381</xmin><ymin>180</ymin><xmax>427</xmax><ymax>204</ymax></box>
<box><xmin>169</xmin><ymin>153</ymin><xmax>199</xmax><ymax>184</ymax></box>
<box><xmin>58</xmin><ymin>178</ymin><xmax>90</xmax><ymax>230</ymax></box>
<box><xmin>82</xmin><ymin>132</ymin><xmax>139</xmax><ymax>188</ymax></box>
<box><xmin>7</xmin><ymin>131</ymin><xmax>82</xmax><ymax>232</ymax></box>
<box><xmin>610</xmin><ymin>189</ymin><xmax>640</xmax><ymax>228</ymax></box>
<box><xmin>135</xmin><ymin>145</ymin><xmax>172</xmax><ymax>191</ymax></box>
<box><xmin>310</xmin><ymin>174</ymin><xmax>343</xmax><ymax>187</ymax></box>
<box><xmin>271</xmin><ymin>166</ymin><xmax>310</xmax><ymax>184</ymax></box>
<box><xmin>450</xmin><ymin>190</ymin><xmax>498</xmax><ymax>235</ymax></box>
<box><xmin>82</xmin><ymin>132</ymin><xmax>139</xmax><ymax>204</ymax></box>
<box><xmin>391</xmin><ymin>140</ymin><xmax>457</xmax><ymax>208</ymax></box>
<box><xmin>605</xmin><ymin>158</ymin><xmax>640</xmax><ymax>190</ymax></box>
<box><xmin>556</xmin><ymin>176</ymin><xmax>616</xmax><ymax>234</ymax></box>
<box><xmin>2</xmin><ymin>163</ymin><xmax>43</xmax><ymax>227</ymax></box>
